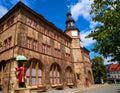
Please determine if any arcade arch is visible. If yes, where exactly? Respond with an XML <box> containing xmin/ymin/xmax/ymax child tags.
<box><xmin>65</xmin><ymin>66</ymin><xmax>74</xmax><ymax>85</ymax></box>
<box><xmin>49</xmin><ymin>63</ymin><xmax>61</xmax><ymax>86</ymax></box>
<box><xmin>26</xmin><ymin>58</ymin><xmax>44</xmax><ymax>86</ymax></box>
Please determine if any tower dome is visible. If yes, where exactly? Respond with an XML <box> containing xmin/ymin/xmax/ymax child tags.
<box><xmin>65</xmin><ymin>12</ymin><xmax>77</xmax><ymax>30</ymax></box>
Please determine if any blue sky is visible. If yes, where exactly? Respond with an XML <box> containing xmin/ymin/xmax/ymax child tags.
<box><xmin>0</xmin><ymin>0</ymin><xmax>111</xmax><ymax>64</ymax></box>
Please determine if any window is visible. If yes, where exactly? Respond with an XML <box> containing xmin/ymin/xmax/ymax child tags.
<box><xmin>26</xmin><ymin>17</ymin><xmax>38</xmax><ymax>29</ymax></box>
<box><xmin>50</xmin><ymin>64</ymin><xmax>61</xmax><ymax>86</ymax></box>
<box><xmin>54</xmin><ymin>41</ymin><xmax>61</xmax><ymax>57</ymax></box>
<box><xmin>26</xmin><ymin>37</ymin><xmax>38</xmax><ymax>51</ymax></box>
<box><xmin>65</xmin><ymin>53</ymin><xmax>71</xmax><ymax>62</ymax></box>
<box><xmin>44</xmin><ymin>28</ymin><xmax>50</xmax><ymax>36</ymax></box>
<box><xmin>47</xmin><ymin>45</ymin><xmax>51</xmax><ymax>55</ymax></box>
<box><xmin>42</xmin><ymin>43</ymin><xmax>46</xmax><ymax>53</ymax></box>
<box><xmin>42</xmin><ymin>43</ymin><xmax>51</xmax><ymax>55</ymax></box>
<box><xmin>26</xmin><ymin>69</ymin><xmax>30</xmax><ymax>84</ymax></box>
<box><xmin>26</xmin><ymin>37</ymin><xmax>32</xmax><ymax>49</ymax></box>
<box><xmin>6</xmin><ymin>16</ymin><xmax>14</xmax><ymax>27</ymax></box>
<box><xmin>0</xmin><ymin>24</ymin><xmax>4</xmax><ymax>33</ymax></box>
<box><xmin>27</xmin><ymin>17</ymin><xmax>32</xmax><ymax>26</ymax></box>
<box><xmin>77</xmin><ymin>73</ymin><xmax>80</xmax><ymax>80</ymax></box>
<box><xmin>65</xmin><ymin>41</ymin><xmax>69</xmax><ymax>46</ymax></box>
<box><xmin>4</xmin><ymin>39</ymin><xmax>7</xmax><ymax>50</ymax></box>
<box><xmin>38</xmin><ymin>69</ymin><xmax>42</xmax><ymax>85</ymax></box>
<box><xmin>3</xmin><ymin>37</ymin><xmax>12</xmax><ymax>50</ymax></box>
<box><xmin>32</xmin><ymin>40</ymin><xmax>37</xmax><ymax>51</ymax></box>
<box><xmin>54</xmin><ymin>33</ymin><xmax>59</xmax><ymax>41</ymax></box>
<box><xmin>66</xmin><ymin>67</ymin><xmax>73</xmax><ymax>85</ymax></box>
<box><xmin>54</xmin><ymin>33</ymin><xmax>57</xmax><ymax>39</ymax></box>
<box><xmin>26</xmin><ymin>62</ymin><xmax>43</xmax><ymax>86</ymax></box>
<box><xmin>65</xmin><ymin>47</ymin><xmax>71</xmax><ymax>61</ymax></box>
<box><xmin>32</xmin><ymin>68</ymin><xmax>36</xmax><ymax>85</ymax></box>
<box><xmin>54</xmin><ymin>48</ymin><xmax>61</xmax><ymax>58</ymax></box>
<box><xmin>8</xmin><ymin>37</ymin><xmax>12</xmax><ymax>48</ymax></box>
<box><xmin>31</xmin><ymin>20</ymin><xmax>37</xmax><ymax>29</ymax></box>
<box><xmin>50</xmin><ymin>71</ymin><xmax>53</xmax><ymax>84</ymax></box>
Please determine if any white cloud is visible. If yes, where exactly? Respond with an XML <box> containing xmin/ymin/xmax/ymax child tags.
<box><xmin>69</xmin><ymin>0</ymin><xmax>99</xmax><ymax>47</ymax></box>
<box><xmin>90</xmin><ymin>20</ymin><xmax>103</xmax><ymax>29</ymax></box>
<box><xmin>80</xmin><ymin>30</ymin><xmax>96</xmax><ymax>47</ymax></box>
<box><xmin>104</xmin><ymin>57</ymin><xmax>117</xmax><ymax>65</ymax></box>
<box><xmin>89</xmin><ymin>21</ymin><xmax>98</xmax><ymax>29</ymax></box>
<box><xmin>70</xmin><ymin>0</ymin><xmax>93</xmax><ymax>21</ymax></box>
<box><xmin>0</xmin><ymin>5</ymin><xmax>8</xmax><ymax>18</ymax></box>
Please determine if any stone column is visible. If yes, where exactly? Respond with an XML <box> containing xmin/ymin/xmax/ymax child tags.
<box><xmin>3</xmin><ymin>61</ymin><xmax>18</xmax><ymax>93</ymax></box>
<box><xmin>44</xmin><ymin>57</ymin><xmax>51</xmax><ymax>90</ymax></box>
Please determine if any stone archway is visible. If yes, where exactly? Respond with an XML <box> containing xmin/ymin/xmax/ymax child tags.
<box><xmin>65</xmin><ymin>66</ymin><xmax>74</xmax><ymax>87</ymax></box>
<box><xmin>87</xmin><ymin>70</ymin><xmax>93</xmax><ymax>85</ymax></box>
<box><xmin>85</xmin><ymin>78</ymin><xmax>89</xmax><ymax>87</ymax></box>
<box><xmin>26</xmin><ymin>58</ymin><xmax>44</xmax><ymax>87</ymax></box>
<box><xmin>49</xmin><ymin>63</ymin><xmax>62</xmax><ymax>87</ymax></box>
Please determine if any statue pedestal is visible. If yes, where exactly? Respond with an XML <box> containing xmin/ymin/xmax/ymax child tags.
<box><xmin>14</xmin><ymin>88</ymin><xmax>30</xmax><ymax>93</ymax></box>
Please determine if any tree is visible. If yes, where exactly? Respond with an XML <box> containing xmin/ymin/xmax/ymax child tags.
<box><xmin>91</xmin><ymin>56</ymin><xmax>107</xmax><ymax>84</ymax></box>
<box><xmin>86</xmin><ymin>0</ymin><xmax>120</xmax><ymax>62</ymax></box>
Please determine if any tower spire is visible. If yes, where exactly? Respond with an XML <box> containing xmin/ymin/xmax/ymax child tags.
<box><xmin>65</xmin><ymin>12</ymin><xmax>77</xmax><ymax>30</ymax></box>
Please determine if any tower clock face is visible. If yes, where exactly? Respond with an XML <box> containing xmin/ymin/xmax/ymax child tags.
<box><xmin>71</xmin><ymin>31</ymin><xmax>78</xmax><ymax>36</ymax></box>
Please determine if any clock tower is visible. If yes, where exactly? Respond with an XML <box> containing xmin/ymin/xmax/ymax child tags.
<box><xmin>65</xmin><ymin>12</ymin><xmax>85</xmax><ymax>87</ymax></box>
<box><xmin>65</xmin><ymin>12</ymin><xmax>81</xmax><ymax>48</ymax></box>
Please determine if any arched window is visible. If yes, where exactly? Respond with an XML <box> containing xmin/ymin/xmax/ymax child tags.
<box><xmin>50</xmin><ymin>64</ymin><xmax>61</xmax><ymax>86</ymax></box>
<box><xmin>26</xmin><ymin>60</ymin><xmax>43</xmax><ymax>86</ymax></box>
<box><xmin>26</xmin><ymin>68</ymin><xmax>30</xmax><ymax>84</ymax></box>
<box><xmin>66</xmin><ymin>67</ymin><xmax>73</xmax><ymax>85</ymax></box>
<box><xmin>31</xmin><ymin>67</ymin><xmax>36</xmax><ymax>85</ymax></box>
<box><xmin>38</xmin><ymin>64</ymin><xmax>42</xmax><ymax>85</ymax></box>
<box><xmin>88</xmin><ymin>71</ymin><xmax>92</xmax><ymax>84</ymax></box>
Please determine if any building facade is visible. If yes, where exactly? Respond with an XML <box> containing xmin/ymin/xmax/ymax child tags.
<box><xmin>107</xmin><ymin>64</ymin><xmax>120</xmax><ymax>84</ymax></box>
<box><xmin>0</xmin><ymin>2</ymin><xmax>94</xmax><ymax>93</ymax></box>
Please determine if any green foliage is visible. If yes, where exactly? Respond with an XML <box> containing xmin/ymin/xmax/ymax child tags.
<box><xmin>91</xmin><ymin>56</ymin><xmax>107</xmax><ymax>81</ymax></box>
<box><xmin>86</xmin><ymin>0</ymin><xmax>120</xmax><ymax>62</ymax></box>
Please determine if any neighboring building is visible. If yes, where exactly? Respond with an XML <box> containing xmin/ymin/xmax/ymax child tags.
<box><xmin>0</xmin><ymin>2</ymin><xmax>94</xmax><ymax>93</ymax></box>
<box><xmin>109</xmin><ymin>64</ymin><xmax>120</xmax><ymax>83</ymax></box>
<box><xmin>106</xmin><ymin>64</ymin><xmax>111</xmax><ymax>80</ymax></box>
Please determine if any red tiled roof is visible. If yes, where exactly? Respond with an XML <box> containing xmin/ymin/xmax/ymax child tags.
<box><xmin>109</xmin><ymin>64</ymin><xmax>120</xmax><ymax>72</ymax></box>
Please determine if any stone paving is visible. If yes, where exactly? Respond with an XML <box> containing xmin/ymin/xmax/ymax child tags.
<box><xmin>38</xmin><ymin>84</ymin><xmax>108</xmax><ymax>93</ymax></box>
<box><xmin>81</xmin><ymin>84</ymin><xmax>120</xmax><ymax>93</ymax></box>
<box><xmin>33</xmin><ymin>84</ymin><xmax>109</xmax><ymax>93</ymax></box>
<box><xmin>0</xmin><ymin>84</ymin><xmax>108</xmax><ymax>93</ymax></box>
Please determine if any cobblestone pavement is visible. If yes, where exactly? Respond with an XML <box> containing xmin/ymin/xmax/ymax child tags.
<box><xmin>32</xmin><ymin>84</ymin><xmax>109</xmax><ymax>93</ymax></box>
<box><xmin>0</xmin><ymin>88</ymin><xmax>80</xmax><ymax>93</ymax></box>
<box><xmin>0</xmin><ymin>84</ymin><xmax>109</xmax><ymax>93</ymax></box>
<box><xmin>80</xmin><ymin>84</ymin><xmax>120</xmax><ymax>93</ymax></box>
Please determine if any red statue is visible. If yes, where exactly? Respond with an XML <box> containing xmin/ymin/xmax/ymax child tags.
<box><xmin>16</xmin><ymin>63</ymin><xmax>26</xmax><ymax>88</ymax></box>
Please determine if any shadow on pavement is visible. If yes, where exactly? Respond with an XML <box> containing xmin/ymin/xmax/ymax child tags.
<box><xmin>116</xmin><ymin>89</ymin><xmax>120</xmax><ymax>93</ymax></box>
